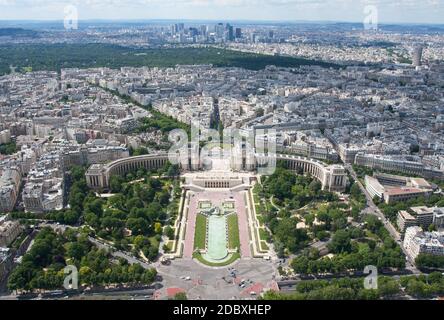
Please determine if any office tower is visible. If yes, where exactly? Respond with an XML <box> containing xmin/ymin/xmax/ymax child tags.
<box><xmin>235</xmin><ymin>28</ymin><xmax>242</xmax><ymax>39</ymax></box>
<box><xmin>268</xmin><ymin>30</ymin><xmax>274</xmax><ymax>39</ymax></box>
<box><xmin>200</xmin><ymin>25</ymin><xmax>207</xmax><ymax>37</ymax></box>
<box><xmin>171</xmin><ymin>24</ymin><xmax>178</xmax><ymax>35</ymax></box>
<box><xmin>216</xmin><ymin>23</ymin><xmax>224</xmax><ymax>38</ymax></box>
<box><xmin>413</xmin><ymin>45</ymin><xmax>423</xmax><ymax>67</ymax></box>
<box><xmin>178</xmin><ymin>23</ymin><xmax>185</xmax><ymax>32</ymax></box>
<box><xmin>189</xmin><ymin>27</ymin><xmax>198</xmax><ymax>37</ymax></box>
<box><xmin>227</xmin><ymin>25</ymin><xmax>234</xmax><ymax>41</ymax></box>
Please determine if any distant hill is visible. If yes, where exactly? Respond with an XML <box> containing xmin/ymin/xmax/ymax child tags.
<box><xmin>0</xmin><ymin>28</ymin><xmax>40</xmax><ymax>38</ymax></box>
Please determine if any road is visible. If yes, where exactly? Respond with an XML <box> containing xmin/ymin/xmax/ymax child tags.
<box><xmin>346</xmin><ymin>165</ymin><xmax>400</xmax><ymax>240</ymax></box>
<box><xmin>345</xmin><ymin>165</ymin><xmax>419</xmax><ymax>274</ymax></box>
<box><xmin>87</xmin><ymin>237</ymin><xmax>155</xmax><ymax>269</ymax></box>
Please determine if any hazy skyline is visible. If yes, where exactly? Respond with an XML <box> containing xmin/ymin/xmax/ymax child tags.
<box><xmin>0</xmin><ymin>0</ymin><xmax>442</xmax><ymax>24</ymax></box>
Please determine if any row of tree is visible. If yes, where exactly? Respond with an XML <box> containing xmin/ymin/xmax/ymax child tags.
<box><xmin>378</xmin><ymin>194</ymin><xmax>444</xmax><ymax>222</ymax></box>
<box><xmin>415</xmin><ymin>253</ymin><xmax>444</xmax><ymax>270</ymax></box>
<box><xmin>46</xmin><ymin>165</ymin><xmax>90</xmax><ymax>225</ymax></box>
<box><xmin>400</xmin><ymin>273</ymin><xmax>444</xmax><ymax>298</ymax></box>
<box><xmin>262</xmin><ymin>276</ymin><xmax>400</xmax><ymax>300</ymax></box>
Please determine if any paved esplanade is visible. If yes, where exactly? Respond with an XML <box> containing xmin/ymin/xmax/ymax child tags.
<box><xmin>156</xmin><ymin>258</ymin><xmax>277</xmax><ymax>300</ymax></box>
<box><xmin>183</xmin><ymin>190</ymin><xmax>251</xmax><ymax>259</ymax></box>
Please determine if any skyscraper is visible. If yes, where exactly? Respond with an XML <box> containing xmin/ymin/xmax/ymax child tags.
<box><xmin>235</xmin><ymin>28</ymin><xmax>242</xmax><ymax>39</ymax></box>
<box><xmin>171</xmin><ymin>24</ymin><xmax>178</xmax><ymax>35</ymax></box>
<box><xmin>227</xmin><ymin>24</ymin><xmax>234</xmax><ymax>41</ymax></box>
<box><xmin>200</xmin><ymin>25</ymin><xmax>207</xmax><ymax>37</ymax></box>
<box><xmin>215</xmin><ymin>23</ymin><xmax>224</xmax><ymax>39</ymax></box>
<box><xmin>412</xmin><ymin>45</ymin><xmax>423</xmax><ymax>67</ymax></box>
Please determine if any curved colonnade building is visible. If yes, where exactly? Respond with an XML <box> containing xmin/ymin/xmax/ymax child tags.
<box><xmin>85</xmin><ymin>153</ymin><xmax>347</xmax><ymax>192</ymax></box>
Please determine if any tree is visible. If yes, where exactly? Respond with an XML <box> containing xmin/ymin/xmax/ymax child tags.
<box><xmin>134</xmin><ymin>235</ymin><xmax>150</xmax><ymax>249</ymax></box>
<box><xmin>416</xmin><ymin>253</ymin><xmax>444</xmax><ymax>269</ymax></box>
<box><xmin>405</xmin><ymin>279</ymin><xmax>428</xmax><ymax>297</ymax></box>
<box><xmin>304</xmin><ymin>214</ymin><xmax>316</xmax><ymax>226</ymax></box>
<box><xmin>142</xmin><ymin>268</ymin><xmax>157</xmax><ymax>284</ymax></box>
<box><xmin>63</xmin><ymin>210</ymin><xmax>80</xmax><ymax>225</ymax></box>
<box><xmin>109</xmin><ymin>175</ymin><xmax>125</xmax><ymax>193</ymax></box>
<box><xmin>0</xmin><ymin>142</ymin><xmax>17</xmax><ymax>155</ymax></box>
<box><xmin>308</xmin><ymin>180</ymin><xmax>322</xmax><ymax>194</ymax></box>
<box><xmin>158</xmin><ymin>191</ymin><xmax>170</xmax><ymax>206</ymax></box>
<box><xmin>7</xmin><ymin>264</ymin><xmax>33</xmax><ymax>292</ymax></box>
<box><xmin>126</xmin><ymin>218</ymin><xmax>149</xmax><ymax>236</ymax></box>
<box><xmin>146</xmin><ymin>246</ymin><xmax>159</xmax><ymax>261</ymax></box>
<box><xmin>350</xmin><ymin>183</ymin><xmax>363</xmax><ymax>201</ymax></box>
<box><xmin>328</xmin><ymin>230</ymin><xmax>352</xmax><ymax>254</ymax></box>
<box><xmin>126</xmin><ymin>197</ymin><xmax>144</xmax><ymax>210</ymax></box>
<box><xmin>108</xmin><ymin>194</ymin><xmax>126</xmax><ymax>210</ymax></box>
<box><xmin>410</xmin><ymin>144</ymin><xmax>420</xmax><ymax>154</ymax></box>
<box><xmin>166</xmin><ymin>164</ymin><xmax>180</xmax><ymax>177</ymax></box>
<box><xmin>273</xmin><ymin>218</ymin><xmax>308</xmax><ymax>253</ymax></box>
<box><xmin>428</xmin><ymin>224</ymin><xmax>437</xmax><ymax>232</ymax></box>
<box><xmin>377</xmin><ymin>277</ymin><xmax>400</xmax><ymax>297</ymax></box>
<box><xmin>256</xmin><ymin>108</ymin><xmax>264</xmax><ymax>117</ymax></box>
<box><xmin>173</xmin><ymin>292</ymin><xmax>188</xmax><ymax>300</ymax></box>
<box><xmin>66</xmin><ymin>241</ymin><xmax>88</xmax><ymax>261</ymax></box>
<box><xmin>164</xmin><ymin>226</ymin><xmax>175</xmax><ymax>240</ymax></box>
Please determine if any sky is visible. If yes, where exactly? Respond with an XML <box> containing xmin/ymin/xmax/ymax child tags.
<box><xmin>0</xmin><ymin>0</ymin><xmax>443</xmax><ymax>24</ymax></box>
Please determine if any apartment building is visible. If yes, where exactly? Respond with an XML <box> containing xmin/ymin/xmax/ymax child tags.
<box><xmin>0</xmin><ymin>167</ymin><xmax>21</xmax><ymax>213</ymax></box>
<box><xmin>0</xmin><ymin>215</ymin><xmax>22</xmax><ymax>247</ymax></box>
<box><xmin>403</xmin><ymin>226</ymin><xmax>444</xmax><ymax>261</ymax></box>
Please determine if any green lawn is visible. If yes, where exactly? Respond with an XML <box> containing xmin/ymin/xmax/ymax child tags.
<box><xmin>259</xmin><ymin>228</ymin><xmax>270</xmax><ymax>242</ymax></box>
<box><xmin>165</xmin><ymin>241</ymin><xmax>174</xmax><ymax>252</ymax></box>
<box><xmin>194</xmin><ymin>214</ymin><xmax>207</xmax><ymax>250</ymax></box>
<box><xmin>261</xmin><ymin>241</ymin><xmax>269</xmax><ymax>251</ymax></box>
<box><xmin>193</xmin><ymin>252</ymin><xmax>241</xmax><ymax>267</ymax></box>
<box><xmin>256</xmin><ymin>215</ymin><xmax>265</xmax><ymax>226</ymax></box>
<box><xmin>149</xmin><ymin>236</ymin><xmax>160</xmax><ymax>249</ymax></box>
<box><xmin>255</xmin><ymin>203</ymin><xmax>264</xmax><ymax>215</ymax></box>
<box><xmin>227</xmin><ymin>214</ymin><xmax>240</xmax><ymax>250</ymax></box>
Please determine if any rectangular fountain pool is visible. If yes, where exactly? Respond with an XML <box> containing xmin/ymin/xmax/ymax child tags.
<box><xmin>203</xmin><ymin>215</ymin><xmax>229</xmax><ymax>262</ymax></box>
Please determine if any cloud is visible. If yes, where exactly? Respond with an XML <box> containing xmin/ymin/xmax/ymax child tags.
<box><xmin>0</xmin><ymin>0</ymin><xmax>442</xmax><ymax>22</ymax></box>
<box><xmin>0</xmin><ymin>0</ymin><xmax>440</xmax><ymax>7</ymax></box>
